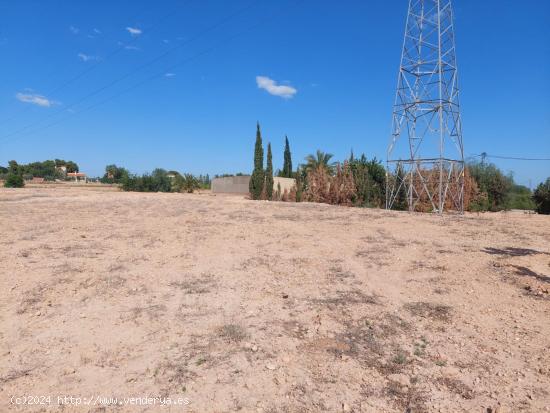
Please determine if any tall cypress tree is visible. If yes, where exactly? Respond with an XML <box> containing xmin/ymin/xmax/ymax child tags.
<box><xmin>282</xmin><ymin>136</ymin><xmax>292</xmax><ymax>178</ymax></box>
<box><xmin>266</xmin><ymin>143</ymin><xmax>274</xmax><ymax>200</ymax></box>
<box><xmin>249</xmin><ymin>122</ymin><xmax>265</xmax><ymax>200</ymax></box>
<box><xmin>393</xmin><ymin>164</ymin><xmax>408</xmax><ymax>211</ymax></box>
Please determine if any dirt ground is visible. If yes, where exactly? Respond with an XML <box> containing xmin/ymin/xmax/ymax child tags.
<box><xmin>1</xmin><ymin>186</ymin><xmax>549</xmax><ymax>413</ymax></box>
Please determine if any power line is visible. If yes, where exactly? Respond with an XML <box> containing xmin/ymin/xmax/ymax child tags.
<box><xmin>0</xmin><ymin>0</ymin><xmax>194</xmax><ymax>127</ymax></box>
<box><xmin>484</xmin><ymin>154</ymin><xmax>550</xmax><ymax>161</ymax></box>
<box><xmin>0</xmin><ymin>1</ymin><xmax>301</xmax><ymax>144</ymax></box>
<box><xmin>0</xmin><ymin>1</ymin><xmax>258</xmax><ymax>143</ymax></box>
<box><xmin>470</xmin><ymin>153</ymin><xmax>550</xmax><ymax>162</ymax></box>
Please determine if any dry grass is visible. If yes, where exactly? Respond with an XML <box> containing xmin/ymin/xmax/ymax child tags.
<box><xmin>437</xmin><ymin>377</ymin><xmax>475</xmax><ymax>400</ymax></box>
<box><xmin>216</xmin><ymin>323</ymin><xmax>248</xmax><ymax>343</ymax></box>
<box><xmin>404</xmin><ymin>301</ymin><xmax>453</xmax><ymax>322</ymax></box>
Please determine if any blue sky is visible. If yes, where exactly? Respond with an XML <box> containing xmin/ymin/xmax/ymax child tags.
<box><xmin>0</xmin><ymin>0</ymin><xmax>548</xmax><ymax>186</ymax></box>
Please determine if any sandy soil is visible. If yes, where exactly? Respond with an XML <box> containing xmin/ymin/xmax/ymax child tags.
<box><xmin>1</xmin><ymin>186</ymin><xmax>549</xmax><ymax>413</ymax></box>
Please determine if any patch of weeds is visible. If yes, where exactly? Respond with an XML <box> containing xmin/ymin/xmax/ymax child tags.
<box><xmin>384</xmin><ymin>380</ymin><xmax>428</xmax><ymax>412</ymax></box>
<box><xmin>435</xmin><ymin>359</ymin><xmax>447</xmax><ymax>367</ymax></box>
<box><xmin>154</xmin><ymin>359</ymin><xmax>196</xmax><ymax>390</ymax></box>
<box><xmin>0</xmin><ymin>367</ymin><xmax>38</xmax><ymax>384</ymax></box>
<box><xmin>216</xmin><ymin>323</ymin><xmax>248</xmax><ymax>344</ymax></box>
<box><xmin>337</xmin><ymin>314</ymin><xmax>412</xmax><ymax>375</ymax></box>
<box><xmin>438</xmin><ymin>377</ymin><xmax>474</xmax><ymax>399</ymax></box>
<box><xmin>312</xmin><ymin>290</ymin><xmax>380</xmax><ymax>309</ymax></box>
<box><xmin>404</xmin><ymin>301</ymin><xmax>452</xmax><ymax>322</ymax></box>
<box><xmin>410</xmin><ymin>260</ymin><xmax>448</xmax><ymax>272</ymax></box>
<box><xmin>169</xmin><ymin>273</ymin><xmax>216</xmax><ymax>294</ymax></box>
<box><xmin>195</xmin><ymin>356</ymin><xmax>208</xmax><ymax>366</ymax></box>
<box><xmin>17</xmin><ymin>283</ymin><xmax>48</xmax><ymax>315</ymax></box>
<box><xmin>126</xmin><ymin>304</ymin><xmax>167</xmax><ymax>322</ymax></box>
<box><xmin>414</xmin><ymin>336</ymin><xmax>428</xmax><ymax>357</ymax></box>
<box><xmin>392</xmin><ymin>351</ymin><xmax>408</xmax><ymax>365</ymax></box>
<box><xmin>328</xmin><ymin>266</ymin><xmax>355</xmax><ymax>280</ymax></box>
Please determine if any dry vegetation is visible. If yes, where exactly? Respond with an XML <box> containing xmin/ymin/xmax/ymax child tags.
<box><xmin>1</xmin><ymin>186</ymin><xmax>549</xmax><ymax>412</ymax></box>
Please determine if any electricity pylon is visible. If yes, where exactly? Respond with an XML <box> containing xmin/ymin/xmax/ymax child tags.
<box><xmin>386</xmin><ymin>0</ymin><xmax>465</xmax><ymax>213</ymax></box>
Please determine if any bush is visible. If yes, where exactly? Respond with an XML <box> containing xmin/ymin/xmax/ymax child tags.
<box><xmin>101</xmin><ymin>164</ymin><xmax>129</xmax><ymax>184</ymax></box>
<box><xmin>4</xmin><ymin>173</ymin><xmax>25</xmax><ymax>188</ymax></box>
<box><xmin>303</xmin><ymin>162</ymin><xmax>356</xmax><ymax>206</ymax></box>
<box><xmin>533</xmin><ymin>178</ymin><xmax>550</xmax><ymax>215</ymax></box>
<box><xmin>174</xmin><ymin>173</ymin><xmax>200</xmax><ymax>193</ymax></box>
<box><xmin>348</xmin><ymin>154</ymin><xmax>386</xmax><ymax>207</ymax></box>
<box><xmin>506</xmin><ymin>184</ymin><xmax>535</xmax><ymax>210</ymax></box>
<box><xmin>468</xmin><ymin>162</ymin><xmax>512</xmax><ymax>211</ymax></box>
<box><xmin>119</xmin><ymin>169</ymin><xmax>203</xmax><ymax>194</ymax></box>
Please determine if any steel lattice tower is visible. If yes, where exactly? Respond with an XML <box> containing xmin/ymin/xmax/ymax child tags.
<box><xmin>386</xmin><ymin>0</ymin><xmax>464</xmax><ymax>213</ymax></box>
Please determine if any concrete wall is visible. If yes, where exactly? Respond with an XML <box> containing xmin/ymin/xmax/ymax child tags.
<box><xmin>211</xmin><ymin>175</ymin><xmax>296</xmax><ymax>194</ymax></box>
<box><xmin>273</xmin><ymin>177</ymin><xmax>296</xmax><ymax>194</ymax></box>
<box><xmin>211</xmin><ymin>176</ymin><xmax>251</xmax><ymax>194</ymax></box>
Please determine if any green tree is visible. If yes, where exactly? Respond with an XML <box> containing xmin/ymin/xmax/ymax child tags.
<box><xmin>533</xmin><ymin>178</ymin><xmax>550</xmax><ymax>215</ymax></box>
<box><xmin>304</xmin><ymin>150</ymin><xmax>335</xmax><ymax>174</ymax></box>
<box><xmin>507</xmin><ymin>184</ymin><xmax>535</xmax><ymax>210</ymax></box>
<box><xmin>266</xmin><ymin>142</ymin><xmax>274</xmax><ymax>200</ymax></box>
<box><xmin>249</xmin><ymin>122</ymin><xmax>265</xmax><ymax>200</ymax></box>
<box><xmin>65</xmin><ymin>161</ymin><xmax>79</xmax><ymax>173</ymax></box>
<box><xmin>173</xmin><ymin>173</ymin><xmax>200</xmax><ymax>193</ymax></box>
<box><xmin>8</xmin><ymin>160</ymin><xmax>19</xmax><ymax>174</ymax></box>
<box><xmin>102</xmin><ymin>164</ymin><xmax>129</xmax><ymax>183</ymax></box>
<box><xmin>151</xmin><ymin>168</ymin><xmax>172</xmax><ymax>192</ymax></box>
<box><xmin>282</xmin><ymin>136</ymin><xmax>293</xmax><ymax>178</ymax></box>
<box><xmin>393</xmin><ymin>164</ymin><xmax>408</xmax><ymax>211</ymax></box>
<box><xmin>468</xmin><ymin>162</ymin><xmax>513</xmax><ymax>211</ymax></box>
<box><xmin>4</xmin><ymin>173</ymin><xmax>24</xmax><ymax>188</ymax></box>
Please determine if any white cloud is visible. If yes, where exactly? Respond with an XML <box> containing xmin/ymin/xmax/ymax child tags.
<box><xmin>164</xmin><ymin>73</ymin><xmax>176</xmax><ymax>78</ymax></box>
<box><xmin>16</xmin><ymin>92</ymin><xmax>57</xmax><ymax>107</ymax></box>
<box><xmin>69</xmin><ymin>25</ymin><xmax>79</xmax><ymax>34</ymax></box>
<box><xmin>78</xmin><ymin>53</ymin><xmax>99</xmax><ymax>62</ymax></box>
<box><xmin>93</xmin><ymin>28</ymin><xmax>101</xmax><ymax>34</ymax></box>
<box><xmin>126</xmin><ymin>27</ymin><xmax>142</xmax><ymax>36</ymax></box>
<box><xmin>256</xmin><ymin>76</ymin><xmax>297</xmax><ymax>99</ymax></box>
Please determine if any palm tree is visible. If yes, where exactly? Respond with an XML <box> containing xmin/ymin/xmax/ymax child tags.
<box><xmin>304</xmin><ymin>150</ymin><xmax>335</xmax><ymax>174</ymax></box>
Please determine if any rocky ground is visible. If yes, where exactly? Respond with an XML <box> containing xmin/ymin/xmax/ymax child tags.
<box><xmin>0</xmin><ymin>186</ymin><xmax>549</xmax><ymax>412</ymax></box>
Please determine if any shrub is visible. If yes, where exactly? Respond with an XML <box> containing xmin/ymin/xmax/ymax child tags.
<box><xmin>327</xmin><ymin>162</ymin><xmax>356</xmax><ymax>206</ymax></box>
<box><xmin>506</xmin><ymin>184</ymin><xmax>535</xmax><ymax>210</ymax></box>
<box><xmin>305</xmin><ymin>166</ymin><xmax>331</xmax><ymax>203</ymax></box>
<box><xmin>101</xmin><ymin>164</ymin><xmax>129</xmax><ymax>184</ymax></box>
<box><xmin>176</xmin><ymin>174</ymin><xmax>200</xmax><ymax>193</ymax></box>
<box><xmin>533</xmin><ymin>178</ymin><xmax>550</xmax><ymax>215</ymax></box>
<box><xmin>348</xmin><ymin>154</ymin><xmax>385</xmax><ymax>207</ymax></box>
<box><xmin>4</xmin><ymin>173</ymin><xmax>25</xmax><ymax>188</ymax></box>
<box><xmin>468</xmin><ymin>162</ymin><xmax>512</xmax><ymax>211</ymax></box>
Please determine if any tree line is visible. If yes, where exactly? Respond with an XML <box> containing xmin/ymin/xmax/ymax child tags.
<box><xmin>0</xmin><ymin>159</ymin><xmax>79</xmax><ymax>188</ymax></box>
<box><xmin>247</xmin><ymin>123</ymin><xmax>550</xmax><ymax>214</ymax></box>
<box><xmin>100</xmin><ymin>164</ymin><xmax>210</xmax><ymax>193</ymax></box>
